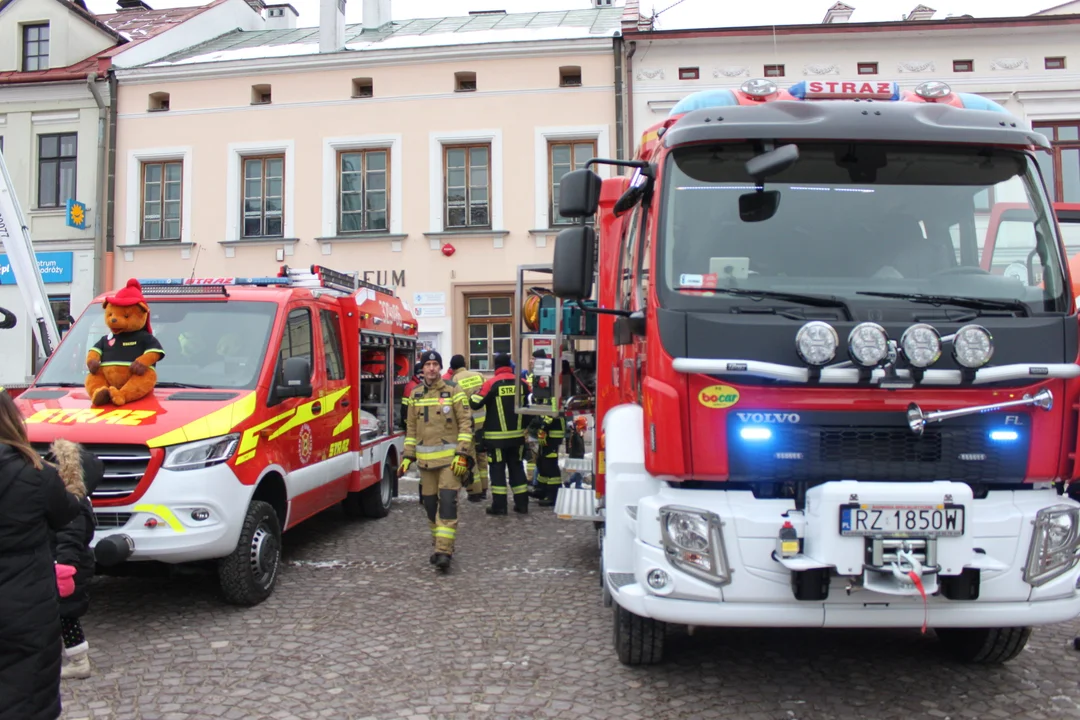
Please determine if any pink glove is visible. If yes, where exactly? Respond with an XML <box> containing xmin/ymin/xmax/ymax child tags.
<box><xmin>55</xmin><ymin>564</ymin><xmax>76</xmax><ymax>598</ymax></box>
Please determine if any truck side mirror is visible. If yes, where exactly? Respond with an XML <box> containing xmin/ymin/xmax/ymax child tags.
<box><xmin>558</xmin><ymin>169</ymin><xmax>602</xmax><ymax>218</ymax></box>
<box><xmin>553</xmin><ymin>225</ymin><xmax>596</xmax><ymax>301</ymax></box>
<box><xmin>276</xmin><ymin>356</ymin><xmax>313</xmax><ymax>399</ymax></box>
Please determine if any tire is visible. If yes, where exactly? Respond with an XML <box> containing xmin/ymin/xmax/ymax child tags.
<box><xmin>935</xmin><ymin>627</ymin><xmax>1032</xmax><ymax>664</ymax></box>
<box><xmin>613</xmin><ymin>603</ymin><xmax>666</xmax><ymax>665</ymax></box>
<box><xmin>359</xmin><ymin>458</ymin><xmax>395</xmax><ymax>518</ymax></box>
<box><xmin>218</xmin><ymin>500</ymin><xmax>281</xmax><ymax>607</ymax></box>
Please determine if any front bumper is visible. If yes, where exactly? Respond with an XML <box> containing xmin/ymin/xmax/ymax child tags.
<box><xmin>605</xmin><ymin>480</ymin><xmax>1080</xmax><ymax>629</ymax></box>
<box><xmin>91</xmin><ymin>463</ymin><xmax>252</xmax><ymax>564</ymax></box>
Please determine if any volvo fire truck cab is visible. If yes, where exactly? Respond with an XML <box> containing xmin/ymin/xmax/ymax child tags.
<box><xmin>14</xmin><ymin>265</ymin><xmax>417</xmax><ymax>606</ymax></box>
<box><xmin>550</xmin><ymin>79</ymin><xmax>1080</xmax><ymax>665</ymax></box>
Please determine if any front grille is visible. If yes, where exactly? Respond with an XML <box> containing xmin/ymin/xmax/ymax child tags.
<box><xmin>34</xmin><ymin>443</ymin><xmax>152</xmax><ymax>502</ymax></box>
<box><xmin>727</xmin><ymin>411</ymin><xmax>1030</xmax><ymax>484</ymax></box>
<box><xmin>94</xmin><ymin>512</ymin><xmax>132</xmax><ymax>529</ymax></box>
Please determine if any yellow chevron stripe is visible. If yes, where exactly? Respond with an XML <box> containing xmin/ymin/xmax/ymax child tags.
<box><xmin>333</xmin><ymin>411</ymin><xmax>354</xmax><ymax>436</ymax></box>
<box><xmin>147</xmin><ymin>392</ymin><xmax>258</xmax><ymax>449</ymax></box>
<box><xmin>268</xmin><ymin>386</ymin><xmax>351</xmax><ymax>441</ymax></box>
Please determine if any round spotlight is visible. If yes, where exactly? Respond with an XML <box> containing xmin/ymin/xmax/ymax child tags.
<box><xmin>848</xmin><ymin>322</ymin><xmax>890</xmax><ymax>367</ymax></box>
<box><xmin>795</xmin><ymin>321</ymin><xmax>839</xmax><ymax>366</ymax></box>
<box><xmin>740</xmin><ymin>78</ymin><xmax>778</xmax><ymax>97</ymax></box>
<box><xmin>914</xmin><ymin>80</ymin><xmax>952</xmax><ymax>100</ymax></box>
<box><xmin>646</xmin><ymin>569</ymin><xmax>670</xmax><ymax>590</ymax></box>
<box><xmin>953</xmin><ymin>324</ymin><xmax>994</xmax><ymax>369</ymax></box>
<box><xmin>900</xmin><ymin>323</ymin><xmax>942</xmax><ymax>368</ymax></box>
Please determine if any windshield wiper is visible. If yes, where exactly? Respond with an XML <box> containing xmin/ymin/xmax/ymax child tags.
<box><xmin>38</xmin><ymin>382</ymin><xmax>82</xmax><ymax>388</ymax></box>
<box><xmin>676</xmin><ymin>285</ymin><xmax>853</xmax><ymax>319</ymax></box>
<box><xmin>855</xmin><ymin>291</ymin><xmax>1030</xmax><ymax>316</ymax></box>
<box><xmin>155</xmin><ymin>381</ymin><xmax>213</xmax><ymax>389</ymax></box>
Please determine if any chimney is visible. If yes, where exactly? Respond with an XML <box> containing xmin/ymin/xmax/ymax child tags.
<box><xmin>822</xmin><ymin>2</ymin><xmax>854</xmax><ymax>23</ymax></box>
<box><xmin>319</xmin><ymin>0</ymin><xmax>346</xmax><ymax>52</ymax></box>
<box><xmin>904</xmin><ymin>4</ymin><xmax>936</xmax><ymax>21</ymax></box>
<box><xmin>362</xmin><ymin>0</ymin><xmax>390</xmax><ymax>30</ymax></box>
<box><xmin>265</xmin><ymin>3</ymin><xmax>298</xmax><ymax>28</ymax></box>
<box><xmin>116</xmin><ymin>0</ymin><xmax>152</xmax><ymax>10</ymax></box>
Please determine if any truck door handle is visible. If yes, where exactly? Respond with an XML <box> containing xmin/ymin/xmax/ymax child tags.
<box><xmin>311</xmin><ymin>402</ymin><xmax>322</xmax><ymax>414</ymax></box>
<box><xmin>340</xmin><ymin>398</ymin><xmax>350</xmax><ymax>408</ymax></box>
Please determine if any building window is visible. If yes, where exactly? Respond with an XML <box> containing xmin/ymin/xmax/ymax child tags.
<box><xmin>242</xmin><ymin>155</ymin><xmax>284</xmax><ymax>238</ymax></box>
<box><xmin>22</xmin><ymin>23</ymin><xmax>49</xmax><ymax>72</ymax></box>
<box><xmin>251</xmin><ymin>83</ymin><xmax>272</xmax><ymax>104</ymax></box>
<box><xmin>148</xmin><ymin>92</ymin><xmax>170</xmax><ymax>111</ymax></box>
<box><xmin>953</xmin><ymin>60</ymin><xmax>973</xmax><ymax>73</ymax></box>
<box><xmin>444</xmin><ymin>144</ymin><xmax>490</xmax><ymax>229</ymax></box>
<box><xmin>549</xmin><ymin>139</ymin><xmax>596</xmax><ymax>226</ymax></box>
<box><xmin>679</xmin><ymin>67</ymin><xmax>700</xmax><ymax>80</ymax></box>
<box><xmin>338</xmin><ymin>148</ymin><xmax>388</xmax><ymax>233</ymax></box>
<box><xmin>37</xmin><ymin>133</ymin><xmax>76</xmax><ymax>208</ymax></box>
<box><xmin>559</xmin><ymin>65</ymin><xmax>582</xmax><ymax>87</ymax></box>
<box><xmin>1034</xmin><ymin>121</ymin><xmax>1080</xmax><ymax>203</ymax></box>
<box><xmin>141</xmin><ymin>160</ymin><xmax>182</xmax><ymax>241</ymax></box>
<box><xmin>466</xmin><ymin>295</ymin><xmax>512</xmax><ymax>371</ymax></box>
<box><xmin>352</xmin><ymin>77</ymin><xmax>373</xmax><ymax>98</ymax></box>
<box><xmin>858</xmin><ymin>62</ymin><xmax>878</xmax><ymax>75</ymax></box>
<box><xmin>764</xmin><ymin>64</ymin><xmax>785</xmax><ymax>77</ymax></box>
<box><xmin>1046</xmin><ymin>56</ymin><xmax>1066</xmax><ymax>70</ymax></box>
<box><xmin>49</xmin><ymin>295</ymin><xmax>72</xmax><ymax>337</ymax></box>
<box><xmin>455</xmin><ymin>71</ymin><xmax>477</xmax><ymax>92</ymax></box>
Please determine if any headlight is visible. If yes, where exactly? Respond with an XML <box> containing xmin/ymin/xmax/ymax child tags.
<box><xmin>952</xmin><ymin>324</ymin><xmax>994</xmax><ymax>369</ymax></box>
<box><xmin>1023</xmin><ymin>505</ymin><xmax>1080</xmax><ymax>587</ymax></box>
<box><xmin>659</xmin><ymin>507</ymin><xmax>731</xmax><ymax>586</ymax></box>
<box><xmin>795</xmin><ymin>321</ymin><xmax>838</xmax><ymax>366</ymax></box>
<box><xmin>163</xmin><ymin>433</ymin><xmax>240</xmax><ymax>471</ymax></box>
<box><xmin>740</xmin><ymin>78</ymin><xmax>778</xmax><ymax>97</ymax></box>
<box><xmin>848</xmin><ymin>322</ymin><xmax>889</xmax><ymax>367</ymax></box>
<box><xmin>914</xmin><ymin>80</ymin><xmax>952</xmax><ymax>99</ymax></box>
<box><xmin>900</xmin><ymin>323</ymin><xmax>942</xmax><ymax>368</ymax></box>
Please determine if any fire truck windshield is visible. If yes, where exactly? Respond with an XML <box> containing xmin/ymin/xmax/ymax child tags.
<box><xmin>36</xmin><ymin>300</ymin><xmax>278</xmax><ymax>390</ymax></box>
<box><xmin>659</xmin><ymin>142</ymin><xmax>1068</xmax><ymax>315</ymax></box>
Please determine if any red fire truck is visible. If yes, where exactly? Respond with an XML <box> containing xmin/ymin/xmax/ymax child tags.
<box><xmin>13</xmin><ymin>265</ymin><xmax>417</xmax><ymax>606</ymax></box>
<box><xmin>549</xmin><ymin>78</ymin><xmax>1080</xmax><ymax>665</ymax></box>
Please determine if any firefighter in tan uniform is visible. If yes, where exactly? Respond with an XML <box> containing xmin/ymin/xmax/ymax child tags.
<box><xmin>399</xmin><ymin>351</ymin><xmax>473</xmax><ymax>572</ymax></box>
<box><xmin>446</xmin><ymin>354</ymin><xmax>489</xmax><ymax>503</ymax></box>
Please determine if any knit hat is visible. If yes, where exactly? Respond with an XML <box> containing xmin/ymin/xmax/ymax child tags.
<box><xmin>449</xmin><ymin>354</ymin><xmax>466</xmax><ymax>370</ymax></box>
<box><xmin>106</xmin><ymin>278</ymin><xmax>152</xmax><ymax>333</ymax></box>
<box><xmin>494</xmin><ymin>353</ymin><xmax>511</xmax><ymax>369</ymax></box>
<box><xmin>420</xmin><ymin>350</ymin><xmax>443</xmax><ymax>368</ymax></box>
<box><xmin>412</xmin><ymin>362</ymin><xmax>423</xmax><ymax>377</ymax></box>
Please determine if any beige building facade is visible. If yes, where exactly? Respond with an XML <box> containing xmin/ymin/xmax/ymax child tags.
<box><xmin>110</xmin><ymin>2</ymin><xmax>625</xmax><ymax>369</ymax></box>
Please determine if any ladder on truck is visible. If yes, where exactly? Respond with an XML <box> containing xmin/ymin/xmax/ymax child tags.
<box><xmin>0</xmin><ymin>150</ymin><xmax>62</xmax><ymax>363</ymax></box>
<box><xmin>512</xmin><ymin>262</ymin><xmax>601</xmax><ymax>522</ymax></box>
<box><xmin>137</xmin><ymin>264</ymin><xmax>401</xmax><ymax>299</ymax></box>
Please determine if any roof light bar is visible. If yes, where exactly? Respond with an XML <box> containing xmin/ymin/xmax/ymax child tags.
<box><xmin>789</xmin><ymin>80</ymin><xmax>900</xmax><ymax>101</ymax></box>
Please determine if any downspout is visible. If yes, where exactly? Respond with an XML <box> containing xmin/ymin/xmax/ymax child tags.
<box><xmin>625</xmin><ymin>40</ymin><xmax>637</xmax><ymax>166</ymax></box>
<box><xmin>104</xmin><ymin>71</ymin><xmax>118</xmax><ymax>292</ymax></box>
<box><xmin>613</xmin><ymin>35</ymin><xmax>625</xmax><ymax>164</ymax></box>
<box><xmin>86</xmin><ymin>72</ymin><xmax>107</xmax><ymax>296</ymax></box>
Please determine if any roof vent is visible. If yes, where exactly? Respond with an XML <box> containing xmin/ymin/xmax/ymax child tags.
<box><xmin>822</xmin><ymin>2</ymin><xmax>854</xmax><ymax>23</ymax></box>
<box><xmin>117</xmin><ymin>0</ymin><xmax>153</xmax><ymax>9</ymax></box>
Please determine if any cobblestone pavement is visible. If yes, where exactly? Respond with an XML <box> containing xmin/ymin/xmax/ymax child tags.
<box><xmin>60</xmin><ymin>480</ymin><xmax>1080</xmax><ymax>720</ymax></box>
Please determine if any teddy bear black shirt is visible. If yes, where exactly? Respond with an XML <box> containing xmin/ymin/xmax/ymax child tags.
<box><xmin>89</xmin><ymin>329</ymin><xmax>165</xmax><ymax>366</ymax></box>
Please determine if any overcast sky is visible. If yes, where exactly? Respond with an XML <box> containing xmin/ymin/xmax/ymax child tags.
<box><xmin>85</xmin><ymin>0</ymin><xmax>1063</xmax><ymax>30</ymax></box>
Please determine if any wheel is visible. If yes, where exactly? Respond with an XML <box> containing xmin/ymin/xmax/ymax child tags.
<box><xmin>218</xmin><ymin>500</ymin><xmax>281</xmax><ymax>606</ymax></box>
<box><xmin>935</xmin><ymin>627</ymin><xmax>1032</xmax><ymax>664</ymax></box>
<box><xmin>358</xmin><ymin>458</ymin><xmax>395</xmax><ymax>518</ymax></box>
<box><xmin>613</xmin><ymin>603</ymin><xmax>666</xmax><ymax>665</ymax></box>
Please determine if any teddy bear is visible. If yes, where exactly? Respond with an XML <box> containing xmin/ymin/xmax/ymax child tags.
<box><xmin>84</xmin><ymin>279</ymin><xmax>165</xmax><ymax>407</ymax></box>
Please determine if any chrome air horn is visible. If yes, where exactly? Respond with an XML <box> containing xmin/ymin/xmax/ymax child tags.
<box><xmin>906</xmin><ymin>388</ymin><xmax>1053</xmax><ymax>436</ymax></box>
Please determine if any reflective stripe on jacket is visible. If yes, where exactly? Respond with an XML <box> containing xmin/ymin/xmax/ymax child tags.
<box><xmin>403</xmin><ymin>378</ymin><xmax>473</xmax><ymax>469</ymax></box>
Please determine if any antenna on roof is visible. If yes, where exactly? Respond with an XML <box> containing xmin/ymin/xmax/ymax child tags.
<box><xmin>188</xmin><ymin>244</ymin><xmax>202</xmax><ymax>281</ymax></box>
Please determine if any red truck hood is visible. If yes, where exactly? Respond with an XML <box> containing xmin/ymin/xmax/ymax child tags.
<box><xmin>16</xmin><ymin>386</ymin><xmax>255</xmax><ymax>448</ymax></box>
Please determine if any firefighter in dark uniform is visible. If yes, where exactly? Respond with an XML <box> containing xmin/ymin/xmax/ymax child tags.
<box><xmin>470</xmin><ymin>353</ymin><xmax>530</xmax><ymax>515</ymax></box>
<box><xmin>529</xmin><ymin>396</ymin><xmax>566</xmax><ymax>507</ymax></box>
<box><xmin>398</xmin><ymin>351</ymin><xmax>473</xmax><ymax>571</ymax></box>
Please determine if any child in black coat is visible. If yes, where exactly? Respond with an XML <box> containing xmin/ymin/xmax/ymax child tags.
<box><xmin>48</xmin><ymin>439</ymin><xmax>102</xmax><ymax>680</ymax></box>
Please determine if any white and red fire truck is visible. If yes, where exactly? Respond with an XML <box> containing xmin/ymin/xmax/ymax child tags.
<box><xmin>546</xmin><ymin>78</ymin><xmax>1080</xmax><ymax>665</ymax></box>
